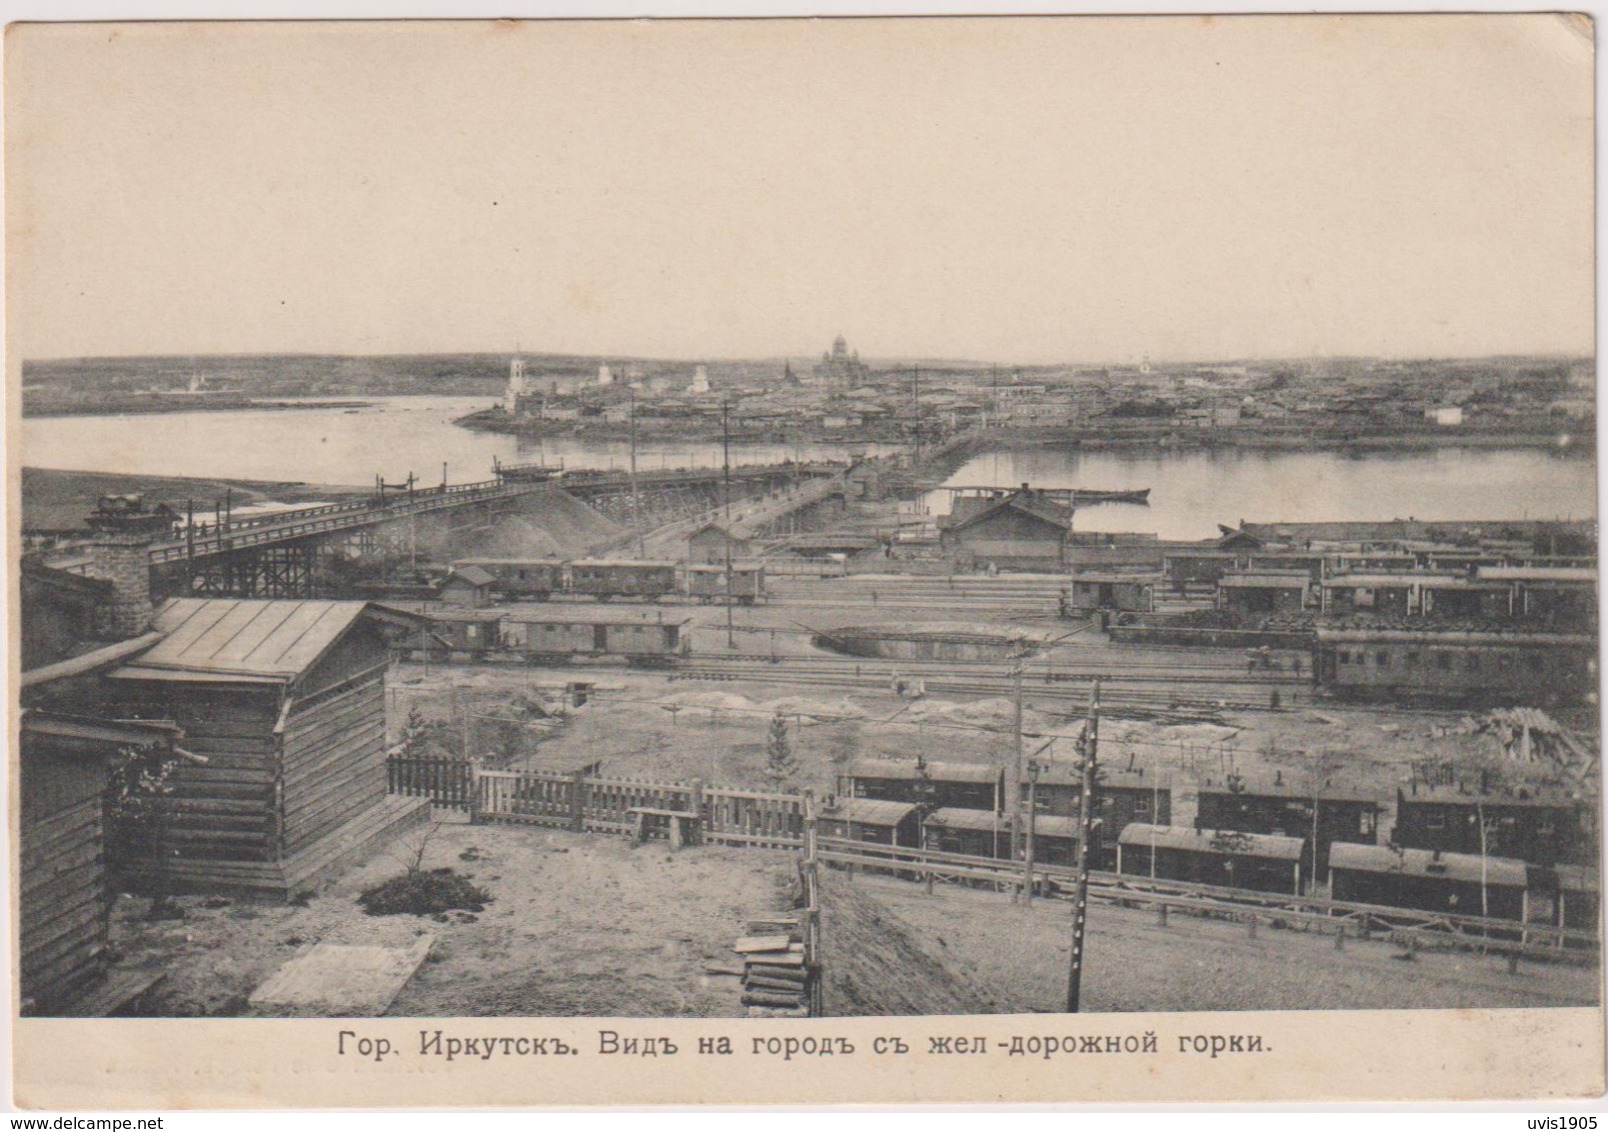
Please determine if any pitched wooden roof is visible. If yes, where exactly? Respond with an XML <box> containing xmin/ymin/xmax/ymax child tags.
<box><xmin>1117</xmin><ymin>823</ymin><xmax>1305</xmax><ymax>861</ymax></box>
<box><xmin>112</xmin><ymin>599</ymin><xmax>374</xmax><ymax>683</ymax></box>
<box><xmin>1329</xmin><ymin>843</ymin><xmax>1527</xmax><ymax>888</ymax></box>
<box><xmin>818</xmin><ymin>798</ymin><xmax>917</xmax><ymax>826</ymax></box>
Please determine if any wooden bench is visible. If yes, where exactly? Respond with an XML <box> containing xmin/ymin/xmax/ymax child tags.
<box><xmin>628</xmin><ymin>806</ymin><xmax>703</xmax><ymax>849</ymax></box>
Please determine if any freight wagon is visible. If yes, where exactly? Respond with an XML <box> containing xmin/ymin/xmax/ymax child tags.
<box><xmin>568</xmin><ymin>560</ymin><xmax>681</xmax><ymax>602</ymax></box>
<box><xmin>685</xmin><ymin>562</ymin><xmax>766</xmax><ymax>605</ymax></box>
<box><xmin>372</xmin><ymin>605</ymin><xmax>690</xmax><ymax>668</ymax></box>
<box><xmin>451</xmin><ymin>558</ymin><xmax>764</xmax><ymax>605</ymax></box>
<box><xmin>452</xmin><ymin>558</ymin><xmax>567</xmax><ymax>600</ymax></box>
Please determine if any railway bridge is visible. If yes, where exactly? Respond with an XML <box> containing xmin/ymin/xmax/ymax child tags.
<box><xmin>142</xmin><ymin>460</ymin><xmax>845</xmax><ymax>599</ymax></box>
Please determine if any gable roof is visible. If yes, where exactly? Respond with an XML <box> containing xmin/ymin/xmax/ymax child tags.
<box><xmin>942</xmin><ymin>490</ymin><xmax>1074</xmax><ymax>534</ymax></box>
<box><xmin>445</xmin><ymin>565</ymin><xmax>496</xmax><ymax>587</ymax></box>
<box><xmin>111</xmin><ymin>599</ymin><xmax>375</xmax><ymax>683</ymax></box>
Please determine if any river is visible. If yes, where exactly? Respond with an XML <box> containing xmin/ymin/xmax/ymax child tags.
<box><xmin>22</xmin><ymin>396</ymin><xmax>1597</xmax><ymax>540</ymax></box>
<box><xmin>21</xmin><ymin>396</ymin><xmax>897</xmax><ymax>486</ymax></box>
<box><xmin>932</xmin><ymin>446</ymin><xmax>1596</xmax><ymax>540</ymax></box>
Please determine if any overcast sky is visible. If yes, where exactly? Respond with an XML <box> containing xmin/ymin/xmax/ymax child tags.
<box><xmin>6</xmin><ymin>16</ymin><xmax>1594</xmax><ymax>366</ymax></box>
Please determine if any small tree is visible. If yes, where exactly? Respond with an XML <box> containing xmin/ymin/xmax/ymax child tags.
<box><xmin>106</xmin><ymin>744</ymin><xmax>183</xmax><ymax>916</ymax></box>
<box><xmin>764</xmin><ymin>710</ymin><xmax>799</xmax><ymax>790</ymax></box>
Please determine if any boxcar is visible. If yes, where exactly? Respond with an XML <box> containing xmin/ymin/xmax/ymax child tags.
<box><xmin>504</xmin><ymin>612</ymin><xmax>689</xmax><ymax>667</ymax></box>
<box><xmin>453</xmin><ymin>558</ymin><xmax>567</xmax><ymax>601</ymax></box>
<box><xmin>569</xmin><ymin>559</ymin><xmax>680</xmax><ymax>602</ymax></box>
<box><xmin>817</xmin><ymin>797</ymin><xmax>921</xmax><ymax>848</ymax></box>
<box><xmin>1116</xmin><ymin>824</ymin><xmax>1305</xmax><ymax>896</ymax></box>
<box><xmin>1328</xmin><ymin>843</ymin><xmax>1528</xmax><ymax>924</ymax></box>
<box><xmin>685</xmin><ymin>562</ymin><xmax>766</xmax><ymax>605</ymax></box>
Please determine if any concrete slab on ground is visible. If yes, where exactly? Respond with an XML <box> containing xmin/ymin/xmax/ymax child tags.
<box><xmin>249</xmin><ymin>936</ymin><xmax>434</xmax><ymax>1016</ymax></box>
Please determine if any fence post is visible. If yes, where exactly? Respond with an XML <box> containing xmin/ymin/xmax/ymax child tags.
<box><xmin>469</xmin><ymin>764</ymin><xmax>485</xmax><ymax>826</ymax></box>
<box><xmin>569</xmin><ymin>769</ymin><xmax>588</xmax><ymax>833</ymax></box>
<box><xmin>690</xmin><ymin>778</ymin><xmax>705</xmax><ymax>847</ymax></box>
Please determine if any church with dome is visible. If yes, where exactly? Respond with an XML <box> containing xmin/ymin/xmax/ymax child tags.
<box><xmin>813</xmin><ymin>335</ymin><xmax>871</xmax><ymax>390</ymax></box>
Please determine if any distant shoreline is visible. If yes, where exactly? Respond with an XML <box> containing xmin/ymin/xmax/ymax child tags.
<box><xmin>453</xmin><ymin>409</ymin><xmax>1596</xmax><ymax>459</ymax></box>
<box><xmin>22</xmin><ymin>397</ymin><xmax>374</xmax><ymax>419</ymax></box>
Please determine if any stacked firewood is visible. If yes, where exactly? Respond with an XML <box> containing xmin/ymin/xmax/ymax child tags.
<box><xmin>732</xmin><ymin>915</ymin><xmax>811</xmax><ymax>1017</ymax></box>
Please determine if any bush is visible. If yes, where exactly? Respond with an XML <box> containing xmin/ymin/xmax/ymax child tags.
<box><xmin>358</xmin><ymin>867</ymin><xmax>491</xmax><ymax>917</ymax></box>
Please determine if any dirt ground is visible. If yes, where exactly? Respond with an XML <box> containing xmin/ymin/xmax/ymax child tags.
<box><xmin>844</xmin><ymin>873</ymin><xmax>1602</xmax><ymax>1014</ymax></box>
<box><xmin>110</xmin><ymin>821</ymin><xmax>798</xmax><ymax>1018</ymax></box>
<box><xmin>386</xmin><ymin>659</ymin><xmax>1576</xmax><ymax>830</ymax></box>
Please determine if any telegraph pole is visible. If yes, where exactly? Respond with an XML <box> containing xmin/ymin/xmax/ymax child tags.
<box><xmin>1010</xmin><ymin>664</ymin><xmax>1025</xmax><ymax>860</ymax></box>
<box><xmin>725</xmin><ymin>544</ymin><xmax>736</xmax><ymax>650</ymax></box>
<box><xmin>629</xmin><ymin>386</ymin><xmax>644</xmax><ymax>556</ymax></box>
<box><xmin>912</xmin><ymin>366</ymin><xmax>922</xmax><ymax>466</ymax></box>
<box><xmin>1066</xmin><ymin>679</ymin><xmax>1101</xmax><ymax>1013</ymax></box>
<box><xmin>722</xmin><ymin>400</ymin><xmax>732</xmax><ymax>521</ymax></box>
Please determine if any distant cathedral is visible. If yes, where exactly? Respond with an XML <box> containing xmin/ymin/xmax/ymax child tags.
<box><xmin>813</xmin><ymin>334</ymin><xmax>870</xmax><ymax>389</ymax></box>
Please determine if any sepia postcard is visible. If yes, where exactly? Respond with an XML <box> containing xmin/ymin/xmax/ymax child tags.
<box><xmin>5</xmin><ymin>13</ymin><xmax>1603</xmax><ymax>1109</ymax></box>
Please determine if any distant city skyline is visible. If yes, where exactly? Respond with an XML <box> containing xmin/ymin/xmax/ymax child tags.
<box><xmin>7</xmin><ymin>17</ymin><xmax>1593</xmax><ymax>369</ymax></box>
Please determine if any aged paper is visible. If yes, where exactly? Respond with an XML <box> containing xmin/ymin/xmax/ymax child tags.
<box><xmin>6</xmin><ymin>15</ymin><xmax>1602</xmax><ymax>1108</ymax></box>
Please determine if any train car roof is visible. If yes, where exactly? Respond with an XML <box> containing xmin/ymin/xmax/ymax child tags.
<box><xmin>1315</xmin><ymin>628</ymin><xmax>1597</xmax><ymax>645</ymax></box>
<box><xmin>817</xmin><ymin>798</ymin><xmax>918</xmax><ymax>826</ymax></box>
<box><xmin>499</xmin><ymin>609</ymin><xmax>693</xmax><ymax>626</ymax></box>
<box><xmin>1117</xmin><ymin>823</ymin><xmax>1305</xmax><ymax>861</ymax></box>
<box><xmin>570</xmin><ymin>559</ymin><xmax>681</xmax><ymax>568</ymax></box>
<box><xmin>686</xmin><ymin>561</ymin><xmax>765</xmax><ymax>572</ymax></box>
<box><xmin>451</xmin><ymin>557</ymin><xmax>568</xmax><ymax>567</ymax></box>
<box><xmin>1328</xmin><ymin>842</ymin><xmax>1527</xmax><ymax>888</ymax></box>
<box><xmin>847</xmin><ymin>758</ymin><xmax>1001</xmax><ymax>784</ymax></box>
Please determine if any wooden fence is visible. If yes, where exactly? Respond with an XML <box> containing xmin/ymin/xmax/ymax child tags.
<box><xmin>462</xmin><ymin>766</ymin><xmax>807</xmax><ymax>849</ymax></box>
<box><xmin>386</xmin><ymin>755</ymin><xmax>476</xmax><ymax>811</ymax></box>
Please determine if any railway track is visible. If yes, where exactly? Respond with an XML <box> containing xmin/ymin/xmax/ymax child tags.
<box><xmin>816</xmin><ymin>838</ymin><xmax>1597</xmax><ymax>961</ymax></box>
<box><xmin>673</xmin><ymin>653</ymin><xmax>1309</xmax><ymax>714</ymax></box>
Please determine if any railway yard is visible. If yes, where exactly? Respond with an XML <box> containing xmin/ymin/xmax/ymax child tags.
<box><xmin>21</xmin><ymin>459</ymin><xmax>1603</xmax><ymax>1017</ymax></box>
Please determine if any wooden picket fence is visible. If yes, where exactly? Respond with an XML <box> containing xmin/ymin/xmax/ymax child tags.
<box><xmin>386</xmin><ymin>755</ymin><xmax>476</xmax><ymax>811</ymax></box>
<box><xmin>457</xmin><ymin>766</ymin><xmax>807</xmax><ymax>849</ymax></box>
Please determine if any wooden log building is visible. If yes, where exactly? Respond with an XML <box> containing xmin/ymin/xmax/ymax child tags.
<box><xmin>840</xmin><ymin>758</ymin><xmax>1004</xmax><ymax>812</ymax></box>
<box><xmin>1392</xmin><ymin>784</ymin><xmax>1594</xmax><ymax>868</ymax></box>
<box><xmin>1195</xmin><ymin>773</ymin><xmax>1380</xmax><ymax>881</ymax></box>
<box><xmin>107</xmin><ymin>598</ymin><xmax>429</xmax><ymax>898</ymax></box>
<box><xmin>19</xmin><ymin>708</ymin><xmax>181</xmax><ymax>1015</ymax></box>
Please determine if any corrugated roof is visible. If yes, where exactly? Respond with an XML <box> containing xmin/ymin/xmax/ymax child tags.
<box><xmin>848</xmin><ymin>759</ymin><xmax>1001</xmax><ymax>784</ymax></box>
<box><xmin>819</xmin><ymin>798</ymin><xmax>917</xmax><ymax>826</ymax></box>
<box><xmin>111</xmin><ymin>599</ymin><xmax>372</xmax><ymax>682</ymax></box>
<box><xmin>1117</xmin><ymin>823</ymin><xmax>1305</xmax><ymax>861</ymax></box>
<box><xmin>1329</xmin><ymin>843</ymin><xmax>1527</xmax><ymax>888</ymax></box>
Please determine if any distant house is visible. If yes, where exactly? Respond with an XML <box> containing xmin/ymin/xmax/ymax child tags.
<box><xmin>686</xmin><ymin>522</ymin><xmax>754</xmax><ymax>565</ymax></box>
<box><xmin>1218</xmin><ymin>569</ymin><xmax>1311</xmax><ymax>616</ymax></box>
<box><xmin>438</xmin><ymin>564</ymin><xmax>495</xmax><ymax>608</ymax></box>
<box><xmin>1425</xmin><ymin>406</ymin><xmax>1465</xmax><ymax>427</ymax></box>
<box><xmin>107</xmin><ymin>599</ymin><xmax>429</xmax><ymax>897</ymax></box>
<box><xmin>938</xmin><ymin>485</ymin><xmax>1075</xmax><ymax>572</ymax></box>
